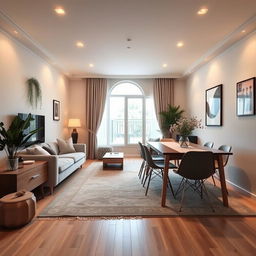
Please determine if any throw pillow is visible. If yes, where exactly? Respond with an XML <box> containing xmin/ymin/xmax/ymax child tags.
<box><xmin>26</xmin><ymin>146</ymin><xmax>50</xmax><ymax>155</ymax></box>
<box><xmin>57</xmin><ymin>138</ymin><xmax>76</xmax><ymax>154</ymax></box>
<box><xmin>42</xmin><ymin>146</ymin><xmax>56</xmax><ymax>155</ymax></box>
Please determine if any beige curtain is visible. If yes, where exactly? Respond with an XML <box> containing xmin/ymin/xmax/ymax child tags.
<box><xmin>153</xmin><ymin>78</ymin><xmax>174</xmax><ymax>136</ymax></box>
<box><xmin>85</xmin><ymin>78</ymin><xmax>107</xmax><ymax>159</ymax></box>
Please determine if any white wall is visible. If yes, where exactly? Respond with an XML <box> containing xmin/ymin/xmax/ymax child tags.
<box><xmin>68</xmin><ymin>78</ymin><xmax>187</xmax><ymax>156</ymax></box>
<box><xmin>186</xmin><ymin>31</ymin><xmax>256</xmax><ymax>195</ymax></box>
<box><xmin>0</xmin><ymin>30</ymin><xmax>69</xmax><ymax>167</ymax></box>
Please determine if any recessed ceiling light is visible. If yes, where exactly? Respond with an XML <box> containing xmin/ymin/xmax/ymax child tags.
<box><xmin>197</xmin><ymin>8</ymin><xmax>208</xmax><ymax>15</ymax></box>
<box><xmin>89</xmin><ymin>64</ymin><xmax>94</xmax><ymax>68</ymax></box>
<box><xmin>76</xmin><ymin>41</ymin><xmax>84</xmax><ymax>48</ymax></box>
<box><xmin>162</xmin><ymin>63</ymin><xmax>167</xmax><ymax>68</ymax></box>
<box><xmin>13</xmin><ymin>30</ymin><xmax>18</xmax><ymax>34</ymax></box>
<box><xmin>241</xmin><ymin>30</ymin><xmax>246</xmax><ymax>33</ymax></box>
<box><xmin>177</xmin><ymin>41</ymin><xmax>184</xmax><ymax>48</ymax></box>
<box><xmin>54</xmin><ymin>7</ymin><xmax>66</xmax><ymax>15</ymax></box>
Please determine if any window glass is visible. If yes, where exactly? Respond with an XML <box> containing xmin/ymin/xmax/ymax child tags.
<box><xmin>128</xmin><ymin>98</ymin><xmax>143</xmax><ymax>144</ymax></box>
<box><xmin>111</xmin><ymin>82</ymin><xmax>142</xmax><ymax>95</ymax></box>
<box><xmin>109</xmin><ymin>97</ymin><xmax>125</xmax><ymax>144</ymax></box>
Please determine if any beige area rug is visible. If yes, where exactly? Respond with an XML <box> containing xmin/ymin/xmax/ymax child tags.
<box><xmin>39</xmin><ymin>159</ymin><xmax>256</xmax><ymax>217</ymax></box>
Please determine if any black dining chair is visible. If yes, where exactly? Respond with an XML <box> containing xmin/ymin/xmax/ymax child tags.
<box><xmin>212</xmin><ymin>145</ymin><xmax>232</xmax><ymax>187</ymax></box>
<box><xmin>204</xmin><ymin>141</ymin><xmax>214</xmax><ymax>148</ymax></box>
<box><xmin>138</xmin><ymin>142</ymin><xmax>164</xmax><ymax>184</ymax></box>
<box><xmin>143</xmin><ymin>145</ymin><xmax>177</xmax><ymax>198</ymax></box>
<box><xmin>174</xmin><ymin>151</ymin><xmax>215</xmax><ymax>212</ymax></box>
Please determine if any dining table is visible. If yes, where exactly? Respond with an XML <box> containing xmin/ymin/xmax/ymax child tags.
<box><xmin>147</xmin><ymin>141</ymin><xmax>233</xmax><ymax>207</ymax></box>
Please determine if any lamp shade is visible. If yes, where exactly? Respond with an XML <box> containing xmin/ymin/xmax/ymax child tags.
<box><xmin>68</xmin><ymin>119</ymin><xmax>81</xmax><ymax>128</ymax></box>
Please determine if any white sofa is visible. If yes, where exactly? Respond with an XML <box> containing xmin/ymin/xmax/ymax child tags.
<box><xmin>19</xmin><ymin>142</ymin><xmax>86</xmax><ymax>194</ymax></box>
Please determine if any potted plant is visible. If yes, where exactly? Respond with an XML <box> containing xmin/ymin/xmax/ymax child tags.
<box><xmin>170</xmin><ymin>117</ymin><xmax>202</xmax><ymax>147</ymax></box>
<box><xmin>0</xmin><ymin>114</ymin><xmax>39</xmax><ymax>170</ymax></box>
<box><xmin>159</xmin><ymin>105</ymin><xmax>184</xmax><ymax>138</ymax></box>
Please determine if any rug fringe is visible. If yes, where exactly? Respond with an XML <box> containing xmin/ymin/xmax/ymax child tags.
<box><xmin>37</xmin><ymin>216</ymin><xmax>143</xmax><ymax>221</ymax></box>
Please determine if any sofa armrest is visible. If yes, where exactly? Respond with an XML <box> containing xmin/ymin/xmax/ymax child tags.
<box><xmin>74</xmin><ymin>144</ymin><xmax>86</xmax><ymax>154</ymax></box>
<box><xmin>19</xmin><ymin>154</ymin><xmax>58</xmax><ymax>188</ymax></box>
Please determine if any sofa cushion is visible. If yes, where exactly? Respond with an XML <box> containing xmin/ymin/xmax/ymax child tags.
<box><xmin>26</xmin><ymin>146</ymin><xmax>50</xmax><ymax>155</ymax></box>
<box><xmin>58</xmin><ymin>158</ymin><xmax>75</xmax><ymax>173</ymax></box>
<box><xmin>59</xmin><ymin>152</ymin><xmax>85</xmax><ymax>162</ymax></box>
<box><xmin>57</xmin><ymin>138</ymin><xmax>76</xmax><ymax>154</ymax></box>
<box><xmin>47</xmin><ymin>142</ymin><xmax>60</xmax><ymax>155</ymax></box>
<box><xmin>42</xmin><ymin>146</ymin><xmax>56</xmax><ymax>155</ymax></box>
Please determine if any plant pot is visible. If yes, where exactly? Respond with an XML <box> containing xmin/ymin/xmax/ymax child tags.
<box><xmin>8</xmin><ymin>158</ymin><xmax>19</xmax><ymax>170</ymax></box>
<box><xmin>179</xmin><ymin>136</ymin><xmax>190</xmax><ymax>148</ymax></box>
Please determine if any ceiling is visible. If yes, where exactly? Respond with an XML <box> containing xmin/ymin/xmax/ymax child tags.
<box><xmin>0</xmin><ymin>0</ymin><xmax>256</xmax><ymax>78</ymax></box>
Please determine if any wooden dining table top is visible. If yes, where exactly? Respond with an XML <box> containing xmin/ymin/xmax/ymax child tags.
<box><xmin>148</xmin><ymin>141</ymin><xmax>233</xmax><ymax>156</ymax></box>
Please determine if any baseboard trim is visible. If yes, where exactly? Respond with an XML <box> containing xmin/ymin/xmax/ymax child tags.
<box><xmin>226</xmin><ymin>179</ymin><xmax>256</xmax><ymax>198</ymax></box>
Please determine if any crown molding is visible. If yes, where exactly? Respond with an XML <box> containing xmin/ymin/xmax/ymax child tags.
<box><xmin>1</xmin><ymin>9</ymin><xmax>255</xmax><ymax>79</ymax></box>
<box><xmin>68</xmin><ymin>73</ymin><xmax>182</xmax><ymax>79</ymax></box>
<box><xmin>184</xmin><ymin>15</ymin><xmax>256</xmax><ymax>76</ymax></box>
<box><xmin>0</xmin><ymin>10</ymin><xmax>65</xmax><ymax>74</ymax></box>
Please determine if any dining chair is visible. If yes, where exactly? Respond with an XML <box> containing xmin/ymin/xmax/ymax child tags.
<box><xmin>174</xmin><ymin>151</ymin><xmax>215</xmax><ymax>212</ymax></box>
<box><xmin>212</xmin><ymin>145</ymin><xmax>232</xmax><ymax>187</ymax></box>
<box><xmin>138</xmin><ymin>142</ymin><xmax>164</xmax><ymax>184</ymax></box>
<box><xmin>204</xmin><ymin>141</ymin><xmax>214</xmax><ymax>148</ymax></box>
<box><xmin>143</xmin><ymin>145</ymin><xmax>177</xmax><ymax>198</ymax></box>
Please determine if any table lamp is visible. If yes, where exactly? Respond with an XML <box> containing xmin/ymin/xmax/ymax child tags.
<box><xmin>68</xmin><ymin>119</ymin><xmax>81</xmax><ymax>143</ymax></box>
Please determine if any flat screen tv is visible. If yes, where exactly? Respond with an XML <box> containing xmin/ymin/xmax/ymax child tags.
<box><xmin>18</xmin><ymin>113</ymin><xmax>45</xmax><ymax>146</ymax></box>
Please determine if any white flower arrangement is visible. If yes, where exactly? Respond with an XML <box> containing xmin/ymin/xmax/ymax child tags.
<box><xmin>170</xmin><ymin>117</ymin><xmax>202</xmax><ymax>136</ymax></box>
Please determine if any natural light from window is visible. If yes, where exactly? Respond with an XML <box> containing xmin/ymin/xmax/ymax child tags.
<box><xmin>97</xmin><ymin>81</ymin><xmax>161</xmax><ymax>146</ymax></box>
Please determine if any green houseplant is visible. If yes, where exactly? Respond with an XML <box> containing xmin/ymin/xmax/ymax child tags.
<box><xmin>26</xmin><ymin>78</ymin><xmax>42</xmax><ymax>108</ymax></box>
<box><xmin>0</xmin><ymin>114</ymin><xmax>39</xmax><ymax>170</ymax></box>
<box><xmin>159</xmin><ymin>105</ymin><xmax>184</xmax><ymax>138</ymax></box>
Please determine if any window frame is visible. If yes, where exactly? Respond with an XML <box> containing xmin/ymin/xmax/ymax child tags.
<box><xmin>108</xmin><ymin>81</ymin><xmax>146</xmax><ymax>146</ymax></box>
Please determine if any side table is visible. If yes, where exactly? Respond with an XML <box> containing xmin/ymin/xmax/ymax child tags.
<box><xmin>0</xmin><ymin>161</ymin><xmax>48</xmax><ymax>198</ymax></box>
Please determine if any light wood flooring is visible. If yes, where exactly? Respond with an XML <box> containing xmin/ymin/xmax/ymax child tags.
<box><xmin>1</xmin><ymin>159</ymin><xmax>256</xmax><ymax>256</ymax></box>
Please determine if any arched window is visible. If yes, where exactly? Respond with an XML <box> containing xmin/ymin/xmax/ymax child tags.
<box><xmin>97</xmin><ymin>81</ymin><xmax>160</xmax><ymax>146</ymax></box>
<box><xmin>109</xmin><ymin>82</ymin><xmax>144</xmax><ymax>145</ymax></box>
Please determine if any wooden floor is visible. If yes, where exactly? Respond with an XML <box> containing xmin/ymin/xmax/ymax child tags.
<box><xmin>1</xmin><ymin>160</ymin><xmax>256</xmax><ymax>256</ymax></box>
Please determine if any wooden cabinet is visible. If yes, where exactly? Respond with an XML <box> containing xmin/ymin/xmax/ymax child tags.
<box><xmin>0</xmin><ymin>161</ymin><xmax>48</xmax><ymax>198</ymax></box>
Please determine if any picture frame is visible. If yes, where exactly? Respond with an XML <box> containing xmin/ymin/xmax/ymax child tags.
<box><xmin>205</xmin><ymin>84</ymin><xmax>223</xmax><ymax>126</ymax></box>
<box><xmin>236</xmin><ymin>77</ymin><xmax>255</xmax><ymax>116</ymax></box>
<box><xmin>53</xmin><ymin>100</ymin><xmax>60</xmax><ymax>121</ymax></box>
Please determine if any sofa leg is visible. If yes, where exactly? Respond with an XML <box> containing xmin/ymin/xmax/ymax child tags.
<box><xmin>50</xmin><ymin>186</ymin><xmax>54</xmax><ymax>195</ymax></box>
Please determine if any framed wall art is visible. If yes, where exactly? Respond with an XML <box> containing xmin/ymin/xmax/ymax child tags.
<box><xmin>53</xmin><ymin>100</ymin><xmax>60</xmax><ymax>121</ymax></box>
<box><xmin>205</xmin><ymin>84</ymin><xmax>223</xmax><ymax>126</ymax></box>
<box><xmin>236</xmin><ymin>77</ymin><xmax>255</xmax><ymax>116</ymax></box>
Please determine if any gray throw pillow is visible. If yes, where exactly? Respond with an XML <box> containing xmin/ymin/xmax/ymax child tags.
<box><xmin>42</xmin><ymin>146</ymin><xmax>56</xmax><ymax>155</ymax></box>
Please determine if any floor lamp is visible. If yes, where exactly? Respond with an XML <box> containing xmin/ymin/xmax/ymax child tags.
<box><xmin>68</xmin><ymin>119</ymin><xmax>81</xmax><ymax>144</ymax></box>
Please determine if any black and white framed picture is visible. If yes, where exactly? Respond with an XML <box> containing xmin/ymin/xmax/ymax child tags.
<box><xmin>53</xmin><ymin>100</ymin><xmax>60</xmax><ymax>121</ymax></box>
<box><xmin>205</xmin><ymin>84</ymin><xmax>223</xmax><ymax>126</ymax></box>
<box><xmin>236</xmin><ymin>77</ymin><xmax>255</xmax><ymax>116</ymax></box>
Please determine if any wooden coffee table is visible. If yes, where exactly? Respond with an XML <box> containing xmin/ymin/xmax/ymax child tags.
<box><xmin>103</xmin><ymin>152</ymin><xmax>124</xmax><ymax>169</ymax></box>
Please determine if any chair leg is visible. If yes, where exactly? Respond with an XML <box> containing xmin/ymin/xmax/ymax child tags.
<box><xmin>138</xmin><ymin>160</ymin><xmax>145</xmax><ymax>179</ymax></box>
<box><xmin>200</xmin><ymin>181</ymin><xmax>203</xmax><ymax>199</ymax></box>
<box><xmin>175</xmin><ymin>177</ymin><xmax>185</xmax><ymax>197</ymax></box>
<box><xmin>202</xmin><ymin>182</ymin><xmax>215</xmax><ymax>212</ymax></box>
<box><xmin>179</xmin><ymin>179</ymin><xmax>187</xmax><ymax>212</ymax></box>
<box><xmin>211</xmin><ymin>175</ymin><xmax>216</xmax><ymax>186</ymax></box>
<box><xmin>143</xmin><ymin>166</ymin><xmax>150</xmax><ymax>187</ymax></box>
<box><xmin>145</xmin><ymin>168</ymin><xmax>153</xmax><ymax>196</ymax></box>
<box><xmin>141</xmin><ymin>164</ymin><xmax>148</xmax><ymax>185</ymax></box>
<box><xmin>167</xmin><ymin>176</ymin><xmax>175</xmax><ymax>198</ymax></box>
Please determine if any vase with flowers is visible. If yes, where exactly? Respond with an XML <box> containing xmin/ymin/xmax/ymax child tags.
<box><xmin>170</xmin><ymin>117</ymin><xmax>202</xmax><ymax>148</ymax></box>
